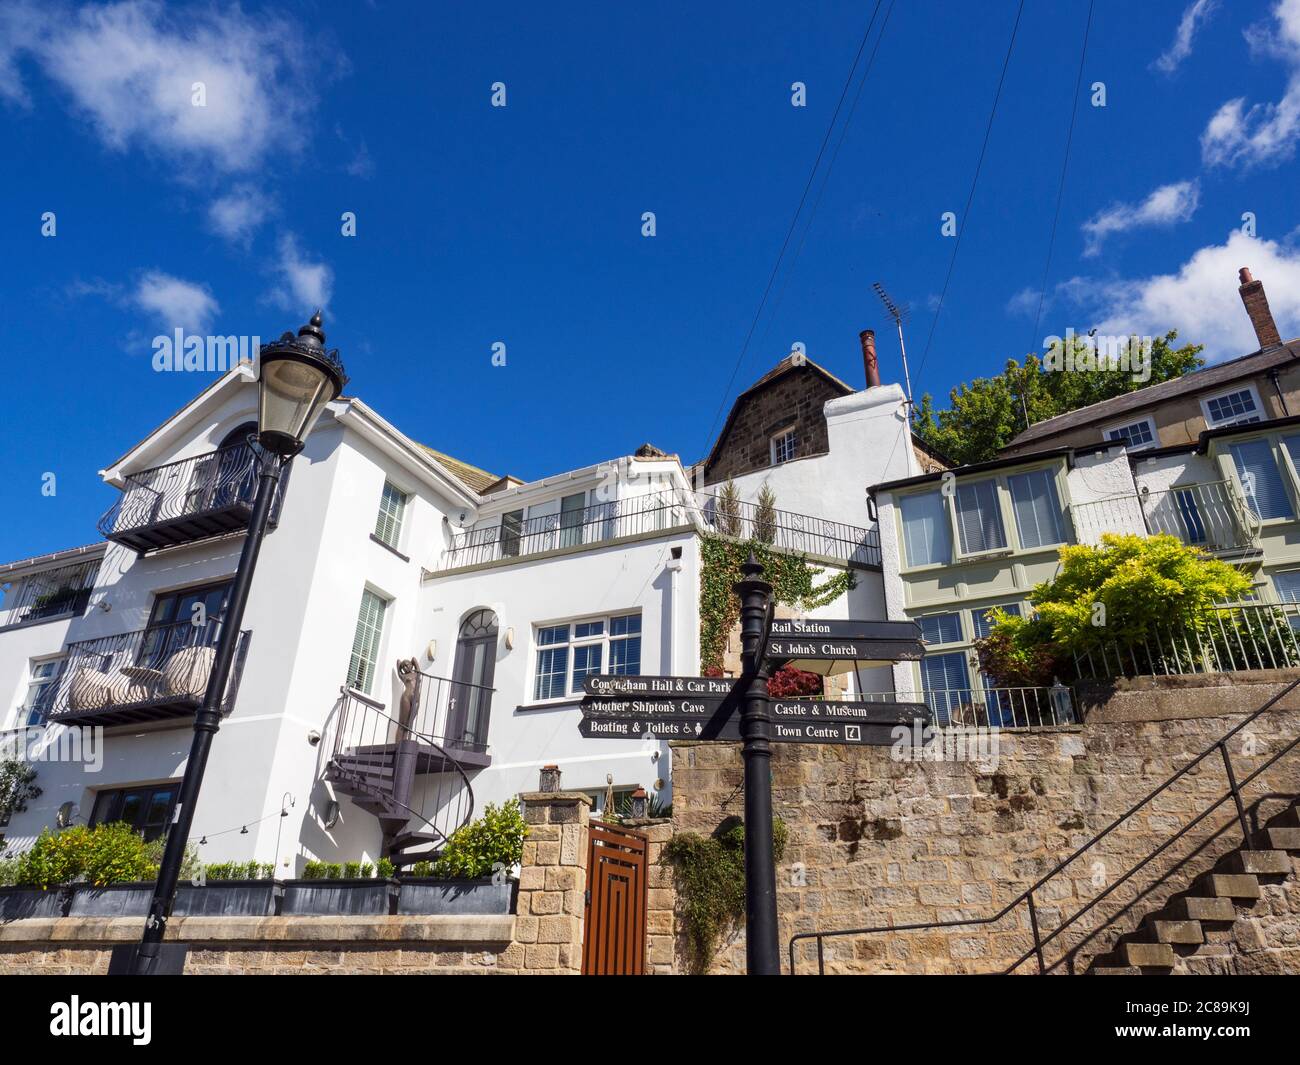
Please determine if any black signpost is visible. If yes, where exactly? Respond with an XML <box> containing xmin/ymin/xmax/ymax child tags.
<box><xmin>576</xmin><ymin>552</ymin><xmax>932</xmax><ymax>975</ymax></box>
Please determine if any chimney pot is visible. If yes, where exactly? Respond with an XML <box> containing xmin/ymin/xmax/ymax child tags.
<box><xmin>1238</xmin><ymin>266</ymin><xmax>1282</xmax><ymax>350</ymax></box>
<box><xmin>859</xmin><ymin>329</ymin><xmax>880</xmax><ymax>389</ymax></box>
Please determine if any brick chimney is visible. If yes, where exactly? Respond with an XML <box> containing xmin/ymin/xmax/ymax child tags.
<box><xmin>859</xmin><ymin>328</ymin><xmax>881</xmax><ymax>388</ymax></box>
<box><xmin>1239</xmin><ymin>267</ymin><xmax>1283</xmax><ymax>350</ymax></box>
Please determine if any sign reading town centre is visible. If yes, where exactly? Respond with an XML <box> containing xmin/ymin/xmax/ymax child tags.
<box><xmin>765</xmin><ymin>618</ymin><xmax>925</xmax><ymax>676</ymax></box>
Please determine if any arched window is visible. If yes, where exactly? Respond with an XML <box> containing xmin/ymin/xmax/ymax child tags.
<box><xmin>448</xmin><ymin>610</ymin><xmax>497</xmax><ymax>750</ymax></box>
<box><xmin>208</xmin><ymin>421</ymin><xmax>259</xmax><ymax>510</ymax></box>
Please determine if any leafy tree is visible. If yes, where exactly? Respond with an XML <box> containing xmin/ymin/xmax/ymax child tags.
<box><xmin>912</xmin><ymin>331</ymin><xmax>1204</xmax><ymax>465</ymax></box>
<box><xmin>0</xmin><ymin>759</ymin><xmax>41</xmax><ymax>828</ymax></box>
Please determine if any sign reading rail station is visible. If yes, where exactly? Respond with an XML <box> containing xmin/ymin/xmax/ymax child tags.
<box><xmin>765</xmin><ymin>619</ymin><xmax>925</xmax><ymax>675</ymax></box>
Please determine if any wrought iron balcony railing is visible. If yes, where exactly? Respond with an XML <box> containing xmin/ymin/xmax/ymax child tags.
<box><xmin>1069</xmin><ymin>479</ymin><xmax>1259</xmax><ymax>554</ymax></box>
<box><xmin>97</xmin><ymin>443</ymin><xmax>284</xmax><ymax>554</ymax></box>
<box><xmin>437</xmin><ymin>490</ymin><xmax>881</xmax><ymax>571</ymax></box>
<box><xmin>0</xmin><ymin>558</ymin><xmax>100</xmax><ymax>629</ymax></box>
<box><xmin>43</xmin><ymin>619</ymin><xmax>250</xmax><ymax>728</ymax></box>
<box><xmin>439</xmin><ymin>492</ymin><xmax>695</xmax><ymax>570</ymax></box>
<box><xmin>696</xmin><ymin>492</ymin><xmax>881</xmax><ymax>568</ymax></box>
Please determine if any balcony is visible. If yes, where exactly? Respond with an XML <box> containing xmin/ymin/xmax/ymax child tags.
<box><xmin>97</xmin><ymin>443</ymin><xmax>283</xmax><ymax>554</ymax></box>
<box><xmin>437</xmin><ymin>490</ymin><xmax>881</xmax><ymax>571</ymax></box>
<box><xmin>439</xmin><ymin>492</ymin><xmax>696</xmax><ymax>571</ymax></box>
<box><xmin>1070</xmin><ymin>480</ymin><xmax>1259</xmax><ymax>555</ymax></box>
<box><xmin>44</xmin><ymin>619</ymin><xmax>250</xmax><ymax>728</ymax></box>
<box><xmin>0</xmin><ymin>558</ymin><xmax>99</xmax><ymax>630</ymax></box>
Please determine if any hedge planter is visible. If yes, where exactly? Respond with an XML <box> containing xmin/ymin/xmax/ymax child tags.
<box><xmin>281</xmin><ymin>878</ymin><xmax>399</xmax><ymax>916</ymax></box>
<box><xmin>397</xmin><ymin>877</ymin><xmax>515</xmax><ymax>916</ymax></box>
<box><xmin>68</xmin><ymin>882</ymin><xmax>154</xmax><ymax>917</ymax></box>
<box><xmin>174</xmin><ymin>880</ymin><xmax>283</xmax><ymax>917</ymax></box>
<box><xmin>0</xmin><ymin>886</ymin><xmax>70</xmax><ymax>921</ymax></box>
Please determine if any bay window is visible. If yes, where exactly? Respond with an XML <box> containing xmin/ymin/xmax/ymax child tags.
<box><xmin>1226</xmin><ymin>439</ymin><xmax>1294</xmax><ymax>520</ymax></box>
<box><xmin>1007</xmin><ymin>468</ymin><xmax>1065</xmax><ymax>549</ymax></box>
<box><xmin>900</xmin><ymin>490</ymin><xmax>950</xmax><ymax>567</ymax></box>
<box><xmin>954</xmin><ymin>479</ymin><xmax>1007</xmax><ymax>555</ymax></box>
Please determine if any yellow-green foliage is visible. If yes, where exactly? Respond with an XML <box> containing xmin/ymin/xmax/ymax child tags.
<box><xmin>16</xmin><ymin>823</ymin><xmax>152</xmax><ymax>888</ymax></box>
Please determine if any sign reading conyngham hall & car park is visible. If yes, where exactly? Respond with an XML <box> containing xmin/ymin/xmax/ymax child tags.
<box><xmin>576</xmin><ymin>553</ymin><xmax>932</xmax><ymax>974</ymax></box>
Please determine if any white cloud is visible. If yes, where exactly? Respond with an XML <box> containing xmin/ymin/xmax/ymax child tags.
<box><xmin>1081</xmin><ymin>180</ymin><xmax>1200</xmax><ymax>257</ymax></box>
<box><xmin>134</xmin><ymin>271</ymin><xmax>218</xmax><ymax>333</ymax></box>
<box><xmin>2</xmin><ymin>1</ymin><xmax>328</xmax><ymax>174</ymax></box>
<box><xmin>1057</xmin><ymin>230</ymin><xmax>1300</xmax><ymax>360</ymax></box>
<box><xmin>269</xmin><ymin>234</ymin><xmax>333</xmax><ymax>312</ymax></box>
<box><xmin>1201</xmin><ymin>0</ymin><xmax>1300</xmax><ymax>169</ymax></box>
<box><xmin>1153</xmin><ymin>0</ymin><xmax>1219</xmax><ymax>75</ymax></box>
<box><xmin>208</xmin><ymin>184</ymin><xmax>271</xmax><ymax>244</ymax></box>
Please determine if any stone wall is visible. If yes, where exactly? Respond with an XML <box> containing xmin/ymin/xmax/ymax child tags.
<box><xmin>703</xmin><ymin>364</ymin><xmax>845</xmax><ymax>485</ymax></box>
<box><xmin>663</xmin><ymin>672</ymin><xmax>1300</xmax><ymax>974</ymax></box>
<box><xmin>0</xmin><ymin>791</ymin><xmax>591</xmax><ymax>976</ymax></box>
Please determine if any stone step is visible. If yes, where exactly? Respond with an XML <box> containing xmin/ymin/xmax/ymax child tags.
<box><xmin>1123</xmin><ymin>941</ymin><xmax>1175</xmax><ymax>968</ymax></box>
<box><xmin>1264</xmin><ymin>827</ymin><xmax>1300</xmax><ymax>851</ymax></box>
<box><xmin>1168</xmin><ymin>896</ymin><xmax>1237</xmax><ymax>923</ymax></box>
<box><xmin>1149</xmin><ymin>919</ymin><xmax>1204</xmax><ymax>945</ymax></box>
<box><xmin>1228</xmin><ymin>849</ymin><xmax>1292</xmax><ymax>876</ymax></box>
<box><xmin>1091</xmin><ymin>966</ymin><xmax>1142</xmax><ymax>975</ymax></box>
<box><xmin>1205</xmin><ymin>873</ymin><xmax>1261</xmax><ymax>899</ymax></box>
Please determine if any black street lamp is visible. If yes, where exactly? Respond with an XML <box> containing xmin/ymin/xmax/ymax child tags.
<box><xmin>126</xmin><ymin>313</ymin><xmax>346</xmax><ymax>975</ymax></box>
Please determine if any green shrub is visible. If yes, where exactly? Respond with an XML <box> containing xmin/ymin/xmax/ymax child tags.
<box><xmin>302</xmin><ymin>860</ymin><xmax>327</xmax><ymax>880</ymax></box>
<box><xmin>325</xmin><ymin>863</ymin><xmax>343</xmax><ymax>880</ymax></box>
<box><xmin>143</xmin><ymin>838</ymin><xmax>201</xmax><ymax>884</ymax></box>
<box><xmin>344</xmin><ymin>861</ymin><xmax>361</xmax><ymax>879</ymax></box>
<box><xmin>359</xmin><ymin>862</ymin><xmax>374</xmax><ymax>879</ymax></box>
<box><xmin>431</xmin><ymin>800</ymin><xmax>528</xmax><ymax>881</ymax></box>
<box><xmin>16</xmin><ymin>824</ymin><xmax>152</xmax><ymax>888</ymax></box>
<box><xmin>664</xmin><ymin>816</ymin><xmax>787</xmax><ymax>974</ymax></box>
<box><xmin>409</xmin><ymin>860</ymin><xmax>433</xmax><ymax>878</ymax></box>
<box><xmin>975</xmin><ymin>534</ymin><xmax>1254</xmax><ymax>684</ymax></box>
<box><xmin>376</xmin><ymin>858</ymin><xmax>395</xmax><ymax>880</ymax></box>
<box><xmin>0</xmin><ymin>853</ymin><xmax>22</xmax><ymax>887</ymax></box>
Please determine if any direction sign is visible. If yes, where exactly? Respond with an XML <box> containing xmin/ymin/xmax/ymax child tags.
<box><xmin>582</xmin><ymin>674</ymin><xmax>736</xmax><ymax>698</ymax></box>
<box><xmin>765</xmin><ymin>619</ymin><xmax>924</xmax><ymax>674</ymax></box>
<box><xmin>580</xmin><ymin>693</ymin><xmax>735</xmax><ymax>718</ymax></box>
<box><xmin>768</xmin><ymin>619</ymin><xmax>922</xmax><ymax>642</ymax></box>
<box><xmin>578</xmin><ymin>708</ymin><xmax>930</xmax><ymax>747</ymax></box>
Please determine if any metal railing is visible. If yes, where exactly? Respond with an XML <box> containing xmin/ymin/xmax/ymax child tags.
<box><xmin>401</xmin><ymin>669</ymin><xmax>496</xmax><ymax>754</ymax></box>
<box><xmin>864</xmin><ymin>686</ymin><xmax>1075</xmax><ymax>729</ymax></box>
<box><xmin>441</xmin><ymin>492</ymin><xmax>694</xmax><ymax>569</ymax></box>
<box><xmin>1139</xmin><ymin>479</ymin><xmax>1258</xmax><ymax>552</ymax></box>
<box><xmin>0</xmin><ymin>558</ymin><xmax>100</xmax><ymax>629</ymax></box>
<box><xmin>1069</xmin><ymin>479</ymin><xmax>1259</xmax><ymax>554</ymax></box>
<box><xmin>789</xmin><ymin>676</ymin><xmax>1300</xmax><ymax>974</ymax></box>
<box><xmin>439</xmin><ymin>490</ymin><xmax>880</xmax><ymax>570</ymax></box>
<box><xmin>97</xmin><ymin>442</ymin><xmax>281</xmax><ymax>541</ymax></box>
<box><xmin>44</xmin><ymin>619</ymin><xmax>250</xmax><ymax>721</ymax></box>
<box><xmin>329</xmin><ymin>689</ymin><xmax>476</xmax><ymax>863</ymax></box>
<box><xmin>696</xmin><ymin>492</ymin><xmax>881</xmax><ymax>568</ymax></box>
<box><xmin>1073</xmin><ymin>602</ymin><xmax>1300</xmax><ymax>680</ymax></box>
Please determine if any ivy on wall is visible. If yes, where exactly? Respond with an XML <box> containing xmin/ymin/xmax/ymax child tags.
<box><xmin>699</xmin><ymin>536</ymin><xmax>856</xmax><ymax>673</ymax></box>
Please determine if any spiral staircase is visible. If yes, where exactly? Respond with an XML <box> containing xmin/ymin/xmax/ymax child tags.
<box><xmin>325</xmin><ymin>672</ymin><xmax>491</xmax><ymax>868</ymax></box>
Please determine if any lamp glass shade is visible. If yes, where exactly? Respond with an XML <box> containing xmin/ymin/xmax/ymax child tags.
<box><xmin>258</xmin><ymin>355</ymin><xmax>336</xmax><ymax>455</ymax></box>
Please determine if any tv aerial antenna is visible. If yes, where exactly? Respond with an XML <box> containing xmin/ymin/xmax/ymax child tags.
<box><xmin>873</xmin><ymin>282</ymin><xmax>913</xmax><ymax>406</ymax></box>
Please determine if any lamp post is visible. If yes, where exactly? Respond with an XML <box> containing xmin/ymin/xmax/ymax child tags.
<box><xmin>734</xmin><ymin>552</ymin><xmax>780</xmax><ymax>974</ymax></box>
<box><xmin>129</xmin><ymin>313</ymin><xmax>346</xmax><ymax>975</ymax></box>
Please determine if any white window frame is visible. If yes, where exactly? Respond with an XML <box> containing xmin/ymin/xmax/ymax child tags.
<box><xmin>770</xmin><ymin>429</ymin><xmax>797</xmax><ymax>466</ymax></box>
<box><xmin>347</xmin><ymin>587</ymin><xmax>390</xmax><ymax>695</ymax></box>
<box><xmin>1201</xmin><ymin>384</ymin><xmax>1264</xmax><ymax>429</ymax></box>
<box><xmin>531</xmin><ymin>612</ymin><xmax>643</xmax><ymax>702</ymax></box>
<box><xmin>1103</xmin><ymin>415</ymin><xmax>1158</xmax><ymax>452</ymax></box>
<box><xmin>12</xmin><ymin>656</ymin><xmax>65</xmax><ymax>730</ymax></box>
<box><xmin>950</xmin><ymin>477</ymin><xmax>1011</xmax><ymax>559</ymax></box>
<box><xmin>373</xmin><ymin>481</ymin><xmax>410</xmax><ymax>551</ymax></box>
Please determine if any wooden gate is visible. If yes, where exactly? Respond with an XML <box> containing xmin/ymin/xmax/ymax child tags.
<box><xmin>582</xmin><ymin>822</ymin><xmax>648</xmax><ymax>974</ymax></box>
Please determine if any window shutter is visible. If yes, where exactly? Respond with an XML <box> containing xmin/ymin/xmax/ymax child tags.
<box><xmin>1008</xmin><ymin>469</ymin><xmax>1065</xmax><ymax>549</ymax></box>
<box><xmin>1228</xmin><ymin>440</ymin><xmax>1294</xmax><ymax>520</ymax></box>
<box><xmin>900</xmin><ymin>491</ymin><xmax>951</xmax><ymax>566</ymax></box>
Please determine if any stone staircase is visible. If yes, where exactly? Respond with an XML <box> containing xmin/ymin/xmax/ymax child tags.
<box><xmin>1088</xmin><ymin>801</ymin><xmax>1300</xmax><ymax>974</ymax></box>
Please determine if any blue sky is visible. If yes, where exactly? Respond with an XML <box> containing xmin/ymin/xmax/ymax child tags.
<box><xmin>3</xmin><ymin>0</ymin><xmax>1300</xmax><ymax>562</ymax></box>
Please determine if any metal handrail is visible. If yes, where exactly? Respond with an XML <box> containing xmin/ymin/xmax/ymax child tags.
<box><xmin>330</xmin><ymin>687</ymin><xmax>475</xmax><ymax>858</ymax></box>
<box><xmin>861</xmin><ymin>686</ymin><xmax>1075</xmax><ymax>729</ymax></box>
<box><xmin>788</xmin><ymin>675</ymin><xmax>1300</xmax><ymax>974</ymax></box>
